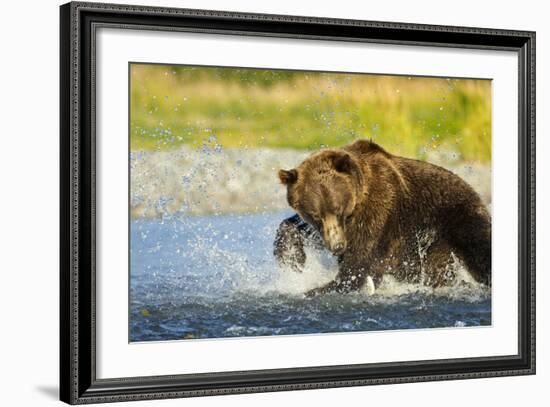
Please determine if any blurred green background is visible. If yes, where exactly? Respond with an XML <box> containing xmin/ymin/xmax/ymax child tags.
<box><xmin>130</xmin><ymin>64</ymin><xmax>491</xmax><ymax>162</ymax></box>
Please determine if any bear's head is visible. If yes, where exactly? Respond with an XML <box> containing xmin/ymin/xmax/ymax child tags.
<box><xmin>279</xmin><ymin>149</ymin><xmax>364</xmax><ymax>255</ymax></box>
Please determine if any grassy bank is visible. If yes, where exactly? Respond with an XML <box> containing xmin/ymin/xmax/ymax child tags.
<box><xmin>130</xmin><ymin>64</ymin><xmax>491</xmax><ymax>162</ymax></box>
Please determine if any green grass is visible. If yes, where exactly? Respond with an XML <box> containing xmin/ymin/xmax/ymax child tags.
<box><xmin>130</xmin><ymin>64</ymin><xmax>491</xmax><ymax>162</ymax></box>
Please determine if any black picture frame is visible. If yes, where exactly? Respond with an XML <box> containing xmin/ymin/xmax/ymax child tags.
<box><xmin>60</xmin><ymin>1</ymin><xmax>536</xmax><ymax>404</ymax></box>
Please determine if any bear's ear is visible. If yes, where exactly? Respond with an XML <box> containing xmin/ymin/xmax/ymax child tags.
<box><xmin>332</xmin><ymin>152</ymin><xmax>354</xmax><ymax>174</ymax></box>
<box><xmin>278</xmin><ymin>169</ymin><xmax>298</xmax><ymax>185</ymax></box>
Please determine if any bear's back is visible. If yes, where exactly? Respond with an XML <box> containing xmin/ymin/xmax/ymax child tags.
<box><xmin>344</xmin><ymin>139</ymin><xmax>486</xmax><ymax>226</ymax></box>
<box><xmin>395</xmin><ymin>155</ymin><xmax>484</xmax><ymax>210</ymax></box>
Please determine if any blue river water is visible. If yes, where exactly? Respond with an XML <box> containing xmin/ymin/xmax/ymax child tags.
<box><xmin>130</xmin><ymin>212</ymin><xmax>491</xmax><ymax>342</ymax></box>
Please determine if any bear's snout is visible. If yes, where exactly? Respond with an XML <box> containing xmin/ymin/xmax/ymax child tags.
<box><xmin>322</xmin><ymin>214</ymin><xmax>347</xmax><ymax>255</ymax></box>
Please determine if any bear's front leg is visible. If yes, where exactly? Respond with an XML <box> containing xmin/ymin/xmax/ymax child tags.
<box><xmin>274</xmin><ymin>214</ymin><xmax>324</xmax><ymax>273</ymax></box>
<box><xmin>305</xmin><ymin>268</ymin><xmax>369</xmax><ymax>297</ymax></box>
<box><xmin>305</xmin><ymin>256</ymin><xmax>377</xmax><ymax>297</ymax></box>
<box><xmin>304</xmin><ymin>277</ymin><xmax>367</xmax><ymax>297</ymax></box>
<box><xmin>273</xmin><ymin>214</ymin><xmax>307</xmax><ymax>272</ymax></box>
<box><xmin>304</xmin><ymin>280</ymin><xmax>343</xmax><ymax>297</ymax></box>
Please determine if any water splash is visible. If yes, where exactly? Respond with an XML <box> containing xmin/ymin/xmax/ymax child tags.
<box><xmin>130</xmin><ymin>213</ymin><xmax>490</xmax><ymax>341</ymax></box>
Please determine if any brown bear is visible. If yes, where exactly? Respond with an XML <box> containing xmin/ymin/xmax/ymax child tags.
<box><xmin>275</xmin><ymin>139</ymin><xmax>491</xmax><ymax>297</ymax></box>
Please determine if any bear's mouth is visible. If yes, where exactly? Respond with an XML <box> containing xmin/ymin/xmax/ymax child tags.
<box><xmin>323</xmin><ymin>234</ymin><xmax>347</xmax><ymax>255</ymax></box>
<box><xmin>328</xmin><ymin>241</ymin><xmax>346</xmax><ymax>256</ymax></box>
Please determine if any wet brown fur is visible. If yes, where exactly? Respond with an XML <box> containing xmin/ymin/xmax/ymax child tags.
<box><xmin>277</xmin><ymin>139</ymin><xmax>491</xmax><ymax>296</ymax></box>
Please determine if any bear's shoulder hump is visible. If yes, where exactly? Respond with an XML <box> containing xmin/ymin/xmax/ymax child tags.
<box><xmin>344</xmin><ymin>139</ymin><xmax>389</xmax><ymax>157</ymax></box>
